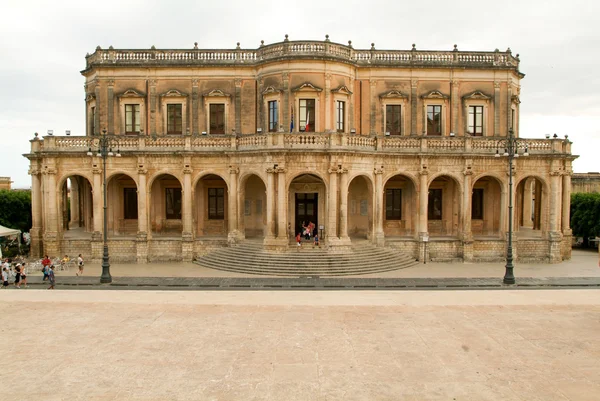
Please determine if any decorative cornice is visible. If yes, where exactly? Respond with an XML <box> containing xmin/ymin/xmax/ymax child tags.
<box><xmin>203</xmin><ymin>89</ymin><xmax>231</xmax><ymax>98</ymax></box>
<box><xmin>463</xmin><ymin>90</ymin><xmax>491</xmax><ymax>101</ymax></box>
<box><xmin>160</xmin><ymin>89</ymin><xmax>188</xmax><ymax>98</ymax></box>
<box><xmin>421</xmin><ymin>90</ymin><xmax>448</xmax><ymax>100</ymax></box>
<box><xmin>291</xmin><ymin>82</ymin><xmax>323</xmax><ymax>92</ymax></box>
<box><xmin>331</xmin><ymin>85</ymin><xmax>353</xmax><ymax>95</ymax></box>
<box><xmin>118</xmin><ymin>89</ymin><xmax>146</xmax><ymax>98</ymax></box>
<box><xmin>379</xmin><ymin>90</ymin><xmax>408</xmax><ymax>100</ymax></box>
<box><xmin>262</xmin><ymin>86</ymin><xmax>281</xmax><ymax>95</ymax></box>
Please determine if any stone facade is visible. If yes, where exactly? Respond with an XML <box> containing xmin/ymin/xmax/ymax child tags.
<box><xmin>0</xmin><ymin>177</ymin><xmax>12</xmax><ymax>190</ymax></box>
<box><xmin>572</xmin><ymin>172</ymin><xmax>600</xmax><ymax>193</ymax></box>
<box><xmin>24</xmin><ymin>38</ymin><xmax>576</xmax><ymax>263</ymax></box>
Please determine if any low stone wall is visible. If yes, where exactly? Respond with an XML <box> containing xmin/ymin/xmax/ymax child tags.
<box><xmin>428</xmin><ymin>240</ymin><xmax>463</xmax><ymax>262</ymax></box>
<box><xmin>193</xmin><ymin>239</ymin><xmax>229</xmax><ymax>258</ymax></box>
<box><xmin>148</xmin><ymin>240</ymin><xmax>182</xmax><ymax>262</ymax></box>
<box><xmin>473</xmin><ymin>240</ymin><xmax>505</xmax><ymax>262</ymax></box>
<box><xmin>386</xmin><ymin>240</ymin><xmax>419</xmax><ymax>259</ymax></box>
<box><xmin>60</xmin><ymin>240</ymin><xmax>92</xmax><ymax>260</ymax></box>
<box><xmin>106</xmin><ymin>239</ymin><xmax>137</xmax><ymax>263</ymax></box>
<box><xmin>516</xmin><ymin>239</ymin><xmax>549</xmax><ymax>263</ymax></box>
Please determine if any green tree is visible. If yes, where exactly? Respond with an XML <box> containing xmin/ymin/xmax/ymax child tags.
<box><xmin>570</xmin><ymin>192</ymin><xmax>600</xmax><ymax>247</ymax></box>
<box><xmin>0</xmin><ymin>189</ymin><xmax>32</xmax><ymax>233</ymax></box>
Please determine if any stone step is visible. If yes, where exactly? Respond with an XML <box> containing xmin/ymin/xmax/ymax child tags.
<box><xmin>193</xmin><ymin>239</ymin><xmax>420</xmax><ymax>276</ymax></box>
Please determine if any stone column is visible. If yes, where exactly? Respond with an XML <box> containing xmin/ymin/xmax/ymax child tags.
<box><xmin>325</xmin><ymin>73</ymin><xmax>332</xmax><ymax>131</ymax></box>
<box><xmin>42</xmin><ymin>166</ymin><xmax>60</xmax><ymax>257</ymax></box>
<box><xmin>276</xmin><ymin>167</ymin><xmax>288</xmax><ymax>240</ymax></box>
<box><xmin>266</xmin><ymin>168</ymin><xmax>276</xmax><ymax>239</ymax></box>
<box><xmin>373</xmin><ymin>165</ymin><xmax>385</xmax><ymax>246</ymax></box>
<box><xmin>94</xmin><ymin>84</ymin><xmax>101</xmax><ymax>135</ymax></box>
<box><xmin>192</xmin><ymin>79</ymin><xmax>199</xmax><ymax>135</ymax></box>
<box><xmin>182</xmin><ymin>162</ymin><xmax>194</xmax><ymax>261</ymax></box>
<box><xmin>257</xmin><ymin>77</ymin><xmax>264</xmax><ymax>131</ymax></box>
<box><xmin>91</xmin><ymin>163</ymin><xmax>103</xmax><ymax>261</ymax></box>
<box><xmin>107</xmin><ymin>80</ymin><xmax>115</xmax><ymax>134</ymax></box>
<box><xmin>29</xmin><ymin>165</ymin><xmax>43</xmax><ymax>257</ymax></box>
<box><xmin>418</xmin><ymin>169</ymin><xmax>429</xmax><ymax>262</ymax></box>
<box><xmin>369</xmin><ymin>80</ymin><xmax>377</xmax><ymax>134</ymax></box>
<box><xmin>522</xmin><ymin>178</ymin><xmax>534</xmax><ymax>228</ymax></box>
<box><xmin>549</xmin><ymin>169</ymin><xmax>563</xmax><ymax>263</ymax></box>
<box><xmin>282</xmin><ymin>72</ymin><xmax>290</xmax><ymax>132</ymax></box>
<box><xmin>411</xmin><ymin>80</ymin><xmax>418</xmax><ymax>135</ymax></box>
<box><xmin>348</xmin><ymin>80</ymin><xmax>355</xmax><ymax>132</ymax></box>
<box><xmin>69</xmin><ymin>179</ymin><xmax>80</xmax><ymax>229</ymax></box>
<box><xmin>339</xmin><ymin>167</ymin><xmax>350</xmax><ymax>243</ymax></box>
<box><xmin>562</xmin><ymin>170</ymin><xmax>573</xmax><ymax>260</ymax></box>
<box><xmin>136</xmin><ymin>163</ymin><xmax>148</xmax><ymax>263</ymax></box>
<box><xmin>234</xmin><ymin>78</ymin><xmax>242</xmax><ymax>134</ymax></box>
<box><xmin>462</xmin><ymin>168</ymin><xmax>474</xmax><ymax>262</ymax></box>
<box><xmin>494</xmin><ymin>81</ymin><xmax>501</xmax><ymax>137</ymax></box>
<box><xmin>149</xmin><ymin>80</ymin><xmax>157</xmax><ymax>135</ymax></box>
<box><xmin>228</xmin><ymin>166</ymin><xmax>240</xmax><ymax>244</ymax></box>
<box><xmin>451</xmin><ymin>80</ymin><xmax>459</xmax><ymax>135</ymax></box>
<box><xmin>328</xmin><ymin>166</ymin><xmax>339</xmax><ymax>241</ymax></box>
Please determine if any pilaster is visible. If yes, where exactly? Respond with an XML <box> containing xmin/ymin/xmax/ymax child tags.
<box><xmin>451</xmin><ymin>80</ymin><xmax>459</xmax><ymax>135</ymax></box>
<box><xmin>192</xmin><ymin>79</ymin><xmax>199</xmax><ymax>135</ymax></box>
<box><xmin>276</xmin><ymin>166</ymin><xmax>288</xmax><ymax>241</ymax></box>
<box><xmin>282</xmin><ymin>72</ymin><xmax>290</xmax><ymax>132</ymax></box>
<box><xmin>28</xmin><ymin>164</ymin><xmax>43</xmax><ymax>257</ymax></box>
<box><xmin>369</xmin><ymin>80</ymin><xmax>377</xmax><ymax>134</ymax></box>
<box><xmin>494</xmin><ymin>81</ymin><xmax>501</xmax><ymax>137</ymax></box>
<box><xmin>149</xmin><ymin>80</ymin><xmax>157</xmax><ymax>135</ymax></box>
<box><xmin>107</xmin><ymin>79</ymin><xmax>115</xmax><ymax>134</ymax></box>
<box><xmin>411</xmin><ymin>79</ymin><xmax>418</xmax><ymax>135</ymax></box>
<box><xmin>227</xmin><ymin>166</ymin><xmax>242</xmax><ymax>244</ymax></box>
<box><xmin>234</xmin><ymin>78</ymin><xmax>242</xmax><ymax>134</ymax></box>
<box><xmin>373</xmin><ymin>165</ymin><xmax>385</xmax><ymax>246</ymax></box>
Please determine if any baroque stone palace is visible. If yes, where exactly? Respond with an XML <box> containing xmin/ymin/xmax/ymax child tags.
<box><xmin>25</xmin><ymin>37</ymin><xmax>576</xmax><ymax>263</ymax></box>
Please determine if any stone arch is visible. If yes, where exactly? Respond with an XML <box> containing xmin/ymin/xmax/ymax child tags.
<box><xmin>148</xmin><ymin>170</ymin><xmax>184</xmax><ymax>190</ymax></box>
<box><xmin>515</xmin><ymin>174</ymin><xmax>549</xmax><ymax>237</ymax></box>
<box><xmin>240</xmin><ymin>173</ymin><xmax>267</xmax><ymax>238</ymax></box>
<box><xmin>382</xmin><ymin>171</ymin><xmax>419</xmax><ymax>192</ymax></box>
<box><xmin>383</xmin><ymin>173</ymin><xmax>418</xmax><ymax>237</ymax></box>
<box><xmin>428</xmin><ymin>171</ymin><xmax>464</xmax><ymax>194</ymax></box>
<box><xmin>288</xmin><ymin>173</ymin><xmax>327</xmax><ymax>238</ymax></box>
<box><xmin>347</xmin><ymin>173</ymin><xmax>374</xmax><ymax>239</ymax></box>
<box><xmin>106</xmin><ymin>173</ymin><xmax>138</xmax><ymax>236</ymax></box>
<box><xmin>149</xmin><ymin>173</ymin><xmax>183</xmax><ymax>236</ymax></box>
<box><xmin>57</xmin><ymin>174</ymin><xmax>94</xmax><ymax>239</ymax></box>
<box><xmin>193</xmin><ymin>173</ymin><xmax>229</xmax><ymax>238</ymax></box>
<box><xmin>286</xmin><ymin>170</ymin><xmax>329</xmax><ymax>192</ymax></box>
<box><xmin>106</xmin><ymin>170</ymin><xmax>139</xmax><ymax>188</ymax></box>
<box><xmin>428</xmin><ymin>174</ymin><xmax>462</xmax><ymax>237</ymax></box>
<box><xmin>471</xmin><ymin>175</ymin><xmax>503</xmax><ymax>237</ymax></box>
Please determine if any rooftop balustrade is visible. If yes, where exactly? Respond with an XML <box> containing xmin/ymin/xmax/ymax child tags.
<box><xmin>33</xmin><ymin>133</ymin><xmax>570</xmax><ymax>156</ymax></box>
<box><xmin>84</xmin><ymin>40</ymin><xmax>520</xmax><ymax>71</ymax></box>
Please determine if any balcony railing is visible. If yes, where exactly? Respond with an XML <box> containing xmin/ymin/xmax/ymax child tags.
<box><xmin>37</xmin><ymin>133</ymin><xmax>570</xmax><ymax>156</ymax></box>
<box><xmin>85</xmin><ymin>40</ymin><xmax>519</xmax><ymax>70</ymax></box>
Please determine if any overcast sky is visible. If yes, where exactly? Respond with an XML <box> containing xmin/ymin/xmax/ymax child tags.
<box><xmin>1</xmin><ymin>0</ymin><xmax>598</xmax><ymax>188</ymax></box>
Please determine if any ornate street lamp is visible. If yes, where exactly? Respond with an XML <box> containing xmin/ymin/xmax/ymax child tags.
<box><xmin>495</xmin><ymin>128</ymin><xmax>528</xmax><ymax>284</ymax></box>
<box><xmin>87</xmin><ymin>129</ymin><xmax>121</xmax><ymax>283</ymax></box>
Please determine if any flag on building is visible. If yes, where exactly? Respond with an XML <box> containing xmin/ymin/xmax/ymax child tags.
<box><xmin>290</xmin><ymin>108</ymin><xmax>294</xmax><ymax>132</ymax></box>
<box><xmin>305</xmin><ymin>111</ymin><xmax>310</xmax><ymax>132</ymax></box>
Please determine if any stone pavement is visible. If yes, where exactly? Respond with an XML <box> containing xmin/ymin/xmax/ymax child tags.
<box><xmin>1</xmin><ymin>289</ymin><xmax>599</xmax><ymax>400</ymax></box>
<box><xmin>14</xmin><ymin>249</ymin><xmax>600</xmax><ymax>290</ymax></box>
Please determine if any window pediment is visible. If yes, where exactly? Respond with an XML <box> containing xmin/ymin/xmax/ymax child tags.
<box><xmin>463</xmin><ymin>91</ymin><xmax>491</xmax><ymax>101</ymax></box>
<box><xmin>379</xmin><ymin>90</ymin><xmax>408</xmax><ymax>100</ymax></box>
<box><xmin>422</xmin><ymin>90</ymin><xmax>448</xmax><ymax>100</ymax></box>
<box><xmin>118</xmin><ymin>89</ymin><xmax>146</xmax><ymax>98</ymax></box>
<box><xmin>203</xmin><ymin>89</ymin><xmax>231</xmax><ymax>98</ymax></box>
<box><xmin>331</xmin><ymin>85</ymin><xmax>353</xmax><ymax>95</ymax></box>
<box><xmin>292</xmin><ymin>82</ymin><xmax>323</xmax><ymax>92</ymax></box>
<box><xmin>161</xmin><ymin>89</ymin><xmax>188</xmax><ymax>98</ymax></box>
<box><xmin>262</xmin><ymin>86</ymin><xmax>281</xmax><ymax>95</ymax></box>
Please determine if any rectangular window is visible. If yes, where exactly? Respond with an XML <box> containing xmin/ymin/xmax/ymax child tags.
<box><xmin>428</xmin><ymin>189</ymin><xmax>442</xmax><ymax>220</ymax></box>
<box><xmin>427</xmin><ymin>105</ymin><xmax>442</xmax><ymax>136</ymax></box>
<box><xmin>210</xmin><ymin>104</ymin><xmax>225</xmax><ymax>134</ymax></box>
<box><xmin>208</xmin><ymin>188</ymin><xmax>225</xmax><ymax>219</ymax></box>
<box><xmin>299</xmin><ymin>99</ymin><xmax>315</xmax><ymax>132</ymax></box>
<box><xmin>336</xmin><ymin>101</ymin><xmax>345</xmax><ymax>132</ymax></box>
<box><xmin>91</xmin><ymin>106</ymin><xmax>96</xmax><ymax>135</ymax></box>
<box><xmin>125</xmin><ymin>104</ymin><xmax>141</xmax><ymax>134</ymax></box>
<box><xmin>468</xmin><ymin>105</ymin><xmax>484</xmax><ymax>136</ymax></box>
<box><xmin>165</xmin><ymin>188</ymin><xmax>182</xmax><ymax>219</ymax></box>
<box><xmin>472</xmin><ymin>188</ymin><xmax>484</xmax><ymax>220</ymax></box>
<box><xmin>385</xmin><ymin>105</ymin><xmax>401</xmax><ymax>135</ymax></box>
<box><xmin>123</xmin><ymin>188</ymin><xmax>138</xmax><ymax>219</ymax></box>
<box><xmin>385</xmin><ymin>189</ymin><xmax>402</xmax><ymax>220</ymax></box>
<box><xmin>268</xmin><ymin>101</ymin><xmax>278</xmax><ymax>132</ymax></box>
<box><xmin>167</xmin><ymin>104</ymin><xmax>182</xmax><ymax>134</ymax></box>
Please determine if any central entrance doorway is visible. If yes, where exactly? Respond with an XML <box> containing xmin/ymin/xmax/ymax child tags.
<box><xmin>295</xmin><ymin>193</ymin><xmax>318</xmax><ymax>236</ymax></box>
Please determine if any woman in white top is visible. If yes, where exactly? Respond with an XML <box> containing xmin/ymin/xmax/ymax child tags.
<box><xmin>76</xmin><ymin>254</ymin><xmax>84</xmax><ymax>276</ymax></box>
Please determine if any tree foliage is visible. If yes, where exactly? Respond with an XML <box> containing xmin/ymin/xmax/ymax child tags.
<box><xmin>0</xmin><ymin>190</ymin><xmax>32</xmax><ymax>233</ymax></box>
<box><xmin>570</xmin><ymin>192</ymin><xmax>600</xmax><ymax>246</ymax></box>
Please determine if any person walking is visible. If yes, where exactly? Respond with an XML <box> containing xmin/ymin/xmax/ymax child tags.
<box><xmin>20</xmin><ymin>263</ymin><xmax>29</xmax><ymax>288</ymax></box>
<box><xmin>76</xmin><ymin>254</ymin><xmax>84</xmax><ymax>276</ymax></box>
<box><xmin>41</xmin><ymin>255</ymin><xmax>52</xmax><ymax>281</ymax></box>
<box><xmin>14</xmin><ymin>263</ymin><xmax>21</xmax><ymax>288</ymax></box>
<box><xmin>47</xmin><ymin>265</ymin><xmax>56</xmax><ymax>290</ymax></box>
<box><xmin>1</xmin><ymin>267</ymin><xmax>8</xmax><ymax>288</ymax></box>
<box><xmin>296</xmin><ymin>232</ymin><xmax>302</xmax><ymax>249</ymax></box>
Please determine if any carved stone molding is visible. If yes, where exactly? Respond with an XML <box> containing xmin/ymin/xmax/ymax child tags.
<box><xmin>192</xmin><ymin>79</ymin><xmax>199</xmax><ymax>86</ymax></box>
<box><xmin>160</xmin><ymin>89</ymin><xmax>188</xmax><ymax>98</ymax></box>
<box><xmin>462</xmin><ymin>90</ymin><xmax>491</xmax><ymax>101</ymax></box>
<box><xmin>421</xmin><ymin>90</ymin><xmax>448</xmax><ymax>100</ymax></box>
<box><xmin>494</xmin><ymin>81</ymin><xmax>501</xmax><ymax>89</ymax></box>
<box><xmin>106</xmin><ymin>79</ymin><xmax>115</xmax><ymax>87</ymax></box>
<box><xmin>262</xmin><ymin>86</ymin><xmax>281</xmax><ymax>95</ymax></box>
<box><xmin>291</xmin><ymin>82</ymin><xmax>323</xmax><ymax>92</ymax></box>
<box><xmin>118</xmin><ymin>89</ymin><xmax>146</xmax><ymax>98</ymax></box>
<box><xmin>43</xmin><ymin>166</ymin><xmax>57</xmax><ymax>175</ymax></box>
<box><xmin>331</xmin><ymin>85</ymin><xmax>353</xmax><ymax>95</ymax></box>
<box><xmin>234</xmin><ymin>78</ymin><xmax>242</xmax><ymax>87</ymax></box>
<box><xmin>411</xmin><ymin>79</ymin><xmax>419</xmax><ymax>88</ymax></box>
<box><xmin>229</xmin><ymin>166</ymin><xmax>240</xmax><ymax>174</ymax></box>
<box><xmin>203</xmin><ymin>89</ymin><xmax>231</xmax><ymax>98</ymax></box>
<box><xmin>282</xmin><ymin>72</ymin><xmax>289</xmax><ymax>80</ymax></box>
<box><xmin>379</xmin><ymin>90</ymin><xmax>408</xmax><ymax>100</ymax></box>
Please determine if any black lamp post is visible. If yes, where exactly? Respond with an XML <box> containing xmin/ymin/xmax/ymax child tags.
<box><xmin>495</xmin><ymin>128</ymin><xmax>528</xmax><ymax>284</ymax></box>
<box><xmin>87</xmin><ymin>129</ymin><xmax>120</xmax><ymax>283</ymax></box>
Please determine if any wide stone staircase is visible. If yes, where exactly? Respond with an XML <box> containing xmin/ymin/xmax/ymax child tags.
<box><xmin>193</xmin><ymin>238</ymin><xmax>419</xmax><ymax>276</ymax></box>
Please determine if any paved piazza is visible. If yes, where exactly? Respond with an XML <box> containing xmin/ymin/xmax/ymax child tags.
<box><xmin>2</xmin><ymin>289</ymin><xmax>600</xmax><ymax>401</ymax></box>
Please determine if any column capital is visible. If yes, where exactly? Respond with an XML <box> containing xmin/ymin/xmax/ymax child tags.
<box><xmin>373</xmin><ymin>166</ymin><xmax>384</xmax><ymax>175</ymax></box>
<box><xmin>411</xmin><ymin>79</ymin><xmax>419</xmax><ymax>88</ymax></box>
<box><xmin>463</xmin><ymin>168</ymin><xmax>473</xmax><ymax>176</ymax></box>
<box><xmin>28</xmin><ymin>167</ymin><xmax>41</xmax><ymax>175</ymax></box>
<box><xmin>550</xmin><ymin>170</ymin><xmax>562</xmax><ymax>177</ymax></box>
<box><xmin>137</xmin><ymin>167</ymin><xmax>147</xmax><ymax>175</ymax></box>
<box><xmin>494</xmin><ymin>81</ymin><xmax>502</xmax><ymax>89</ymax></box>
<box><xmin>42</xmin><ymin>166</ymin><xmax>57</xmax><ymax>175</ymax></box>
<box><xmin>183</xmin><ymin>167</ymin><xmax>193</xmax><ymax>175</ymax></box>
<box><xmin>229</xmin><ymin>166</ymin><xmax>240</xmax><ymax>174</ymax></box>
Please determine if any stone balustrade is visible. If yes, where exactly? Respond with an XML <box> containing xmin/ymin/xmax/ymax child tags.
<box><xmin>35</xmin><ymin>133</ymin><xmax>570</xmax><ymax>156</ymax></box>
<box><xmin>85</xmin><ymin>40</ymin><xmax>519</xmax><ymax>70</ymax></box>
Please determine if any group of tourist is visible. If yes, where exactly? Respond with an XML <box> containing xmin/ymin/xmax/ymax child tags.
<box><xmin>296</xmin><ymin>221</ymin><xmax>319</xmax><ymax>248</ymax></box>
<box><xmin>1</xmin><ymin>253</ymin><xmax>85</xmax><ymax>290</ymax></box>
